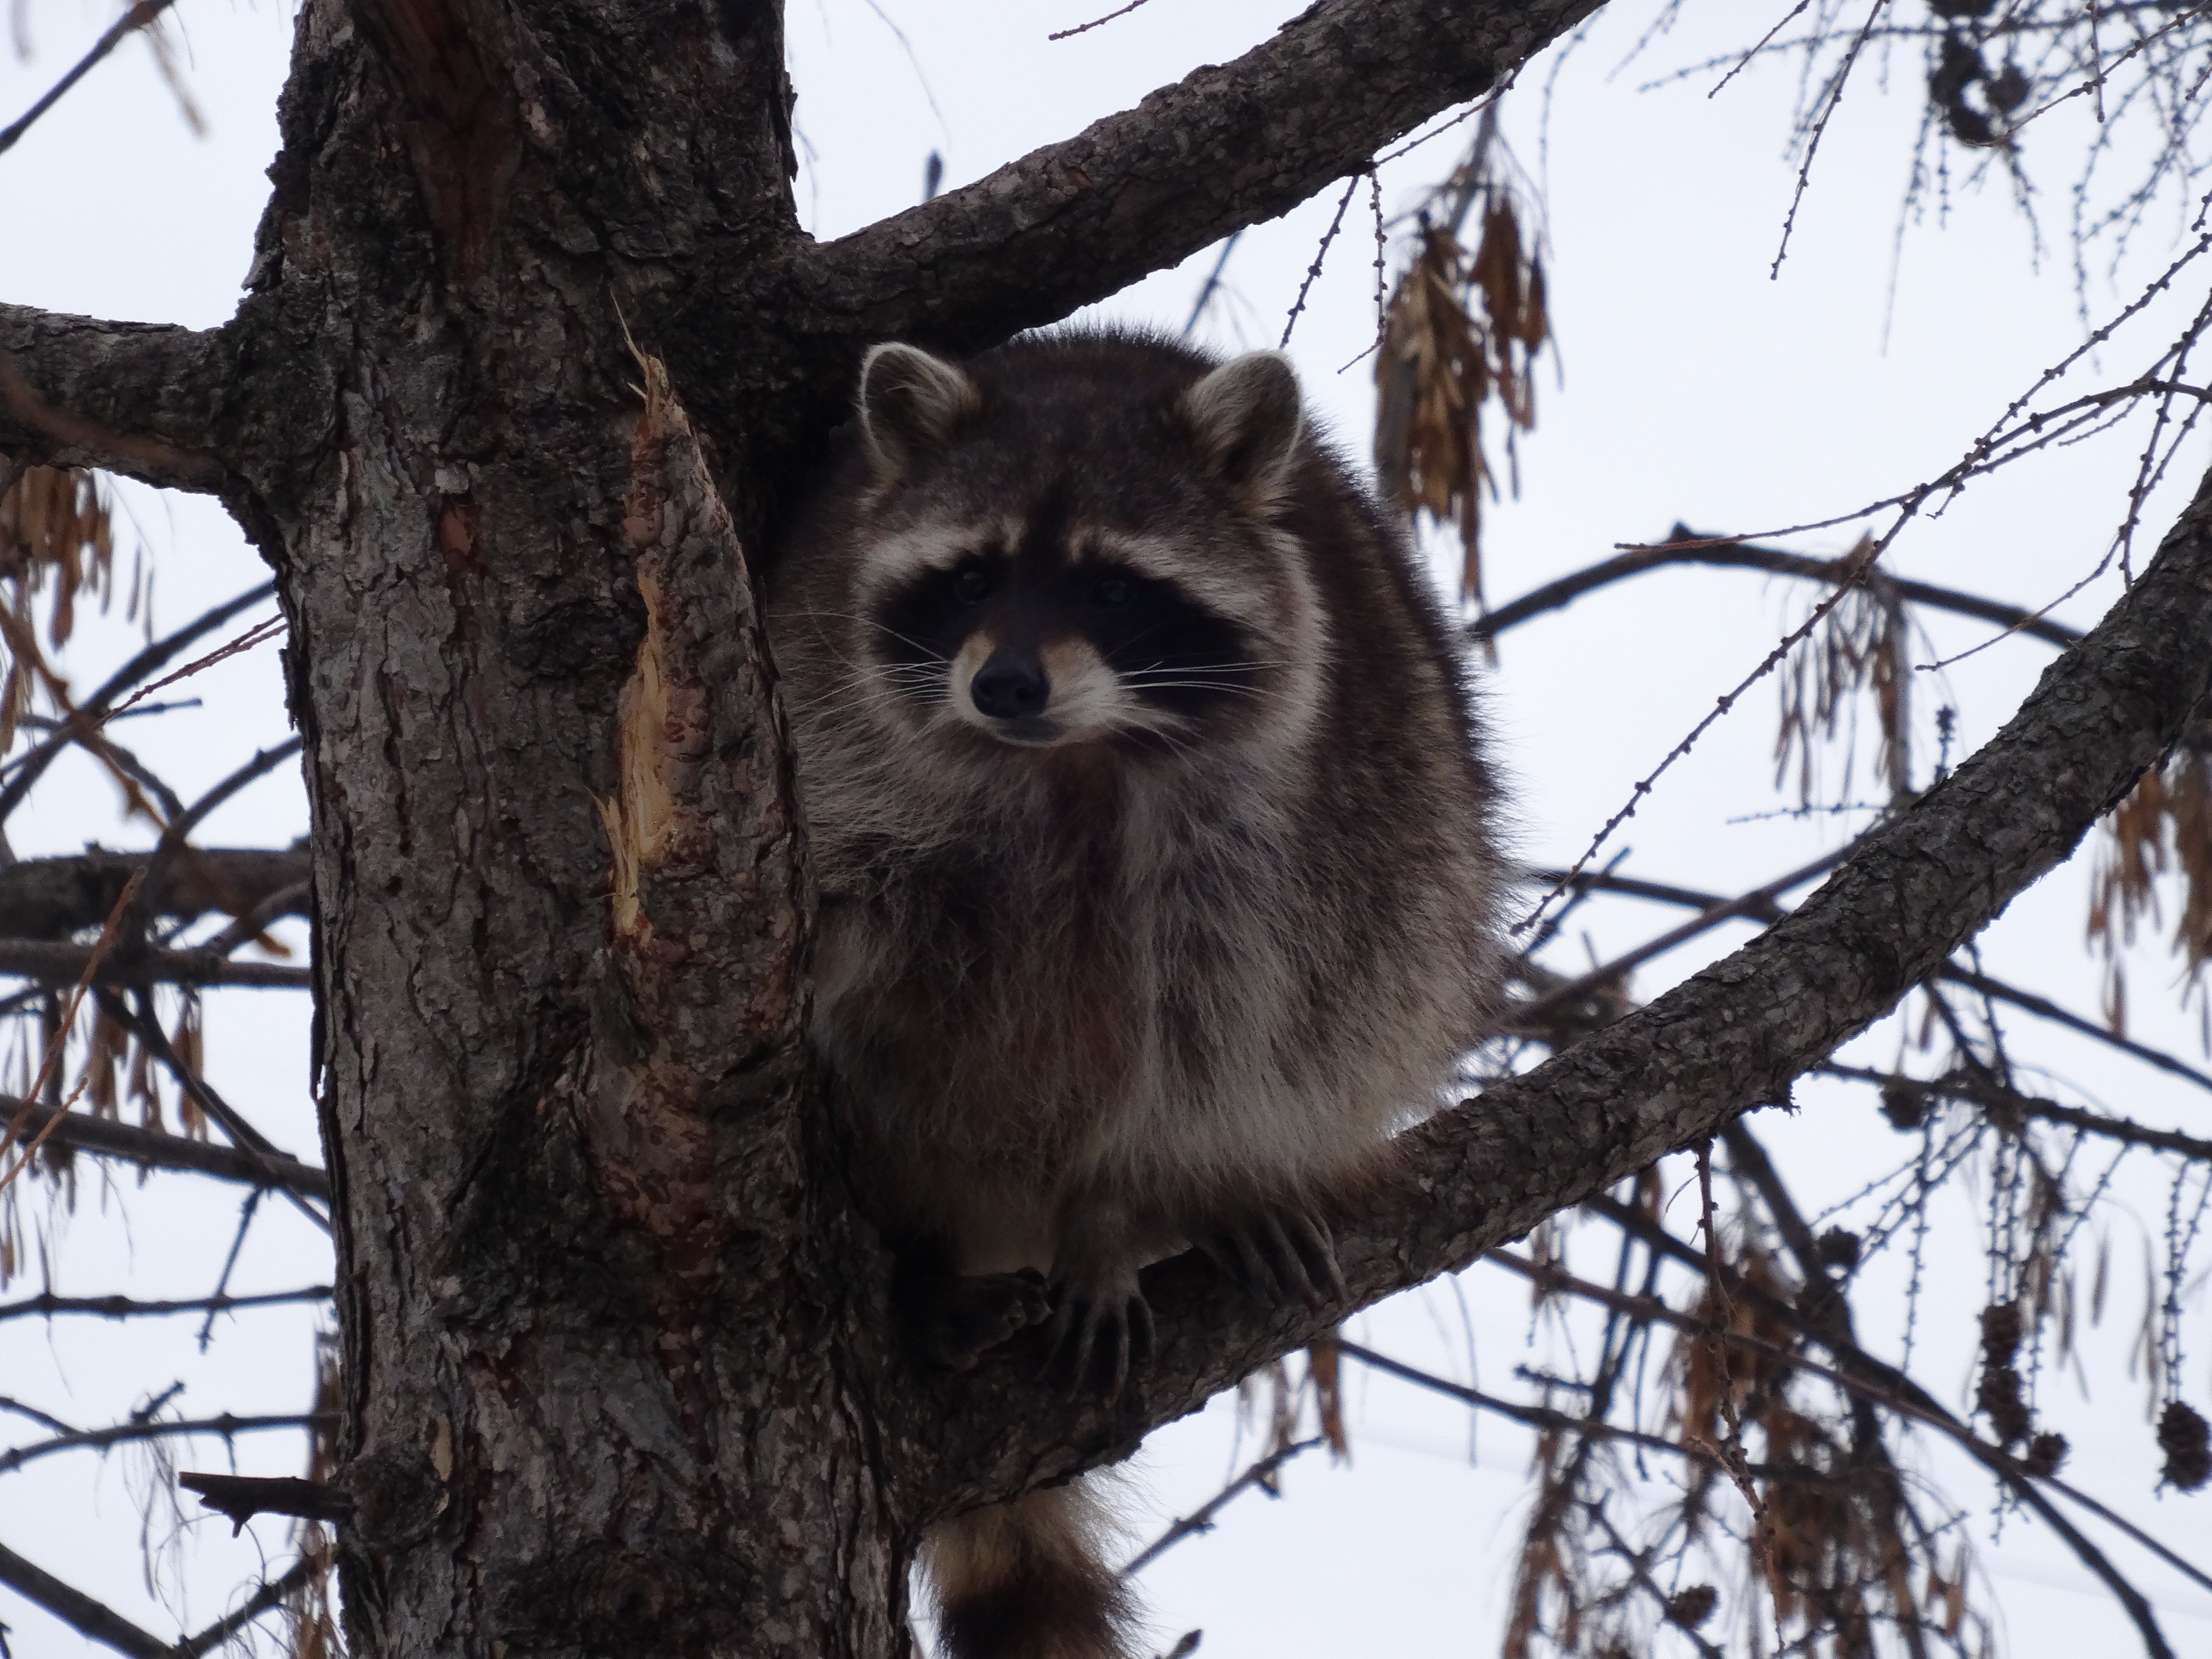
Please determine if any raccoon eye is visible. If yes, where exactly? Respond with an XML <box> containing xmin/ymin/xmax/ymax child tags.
<box><xmin>1089</xmin><ymin>574</ymin><xmax>1135</xmax><ymax>608</ymax></box>
<box><xmin>952</xmin><ymin>565</ymin><xmax>992</xmax><ymax>603</ymax></box>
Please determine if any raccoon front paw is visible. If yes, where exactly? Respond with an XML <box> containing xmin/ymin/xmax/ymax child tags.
<box><xmin>903</xmin><ymin>1270</ymin><xmax>1053</xmax><ymax>1371</ymax></box>
<box><xmin>1045</xmin><ymin>1259</ymin><xmax>1154</xmax><ymax>1400</ymax></box>
<box><xmin>1202</xmin><ymin>1205</ymin><xmax>1345</xmax><ymax>1307</ymax></box>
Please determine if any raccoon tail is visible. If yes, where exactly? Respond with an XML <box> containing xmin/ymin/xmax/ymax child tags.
<box><xmin>923</xmin><ymin>1479</ymin><xmax>1138</xmax><ymax>1659</ymax></box>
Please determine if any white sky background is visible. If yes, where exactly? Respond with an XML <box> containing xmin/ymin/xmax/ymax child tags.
<box><xmin>5</xmin><ymin>0</ymin><xmax>2212</xmax><ymax>1655</ymax></box>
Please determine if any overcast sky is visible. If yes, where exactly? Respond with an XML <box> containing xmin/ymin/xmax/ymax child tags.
<box><xmin>6</xmin><ymin>2</ymin><xmax>2212</xmax><ymax>1654</ymax></box>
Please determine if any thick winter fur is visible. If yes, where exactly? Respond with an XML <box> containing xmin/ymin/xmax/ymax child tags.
<box><xmin>766</xmin><ymin>330</ymin><xmax>1504</xmax><ymax>1659</ymax></box>
<box><xmin>922</xmin><ymin>1484</ymin><xmax>1137</xmax><ymax>1659</ymax></box>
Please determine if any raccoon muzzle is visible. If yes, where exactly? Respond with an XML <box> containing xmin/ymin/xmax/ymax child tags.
<box><xmin>925</xmin><ymin>1482</ymin><xmax>1137</xmax><ymax>1659</ymax></box>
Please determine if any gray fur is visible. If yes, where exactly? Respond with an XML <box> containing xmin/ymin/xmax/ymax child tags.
<box><xmin>766</xmin><ymin>329</ymin><xmax>1505</xmax><ymax>1658</ymax></box>
<box><xmin>859</xmin><ymin>341</ymin><xmax>984</xmax><ymax>481</ymax></box>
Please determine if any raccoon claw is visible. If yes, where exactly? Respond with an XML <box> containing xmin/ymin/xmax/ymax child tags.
<box><xmin>1203</xmin><ymin>1208</ymin><xmax>1344</xmax><ymax>1307</ymax></box>
<box><xmin>1045</xmin><ymin>1279</ymin><xmax>1154</xmax><ymax>1400</ymax></box>
<box><xmin>906</xmin><ymin>1270</ymin><xmax>1052</xmax><ymax>1371</ymax></box>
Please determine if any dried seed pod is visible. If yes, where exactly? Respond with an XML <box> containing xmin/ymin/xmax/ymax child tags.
<box><xmin>1665</xmin><ymin>1585</ymin><xmax>1718</xmax><ymax>1630</ymax></box>
<box><xmin>1816</xmin><ymin>1228</ymin><xmax>1863</xmax><ymax>1271</ymax></box>
<box><xmin>1880</xmin><ymin>1077</ymin><xmax>1927</xmax><ymax>1131</ymax></box>
<box><xmin>1978</xmin><ymin>1301</ymin><xmax>2023</xmax><ymax>1365</ymax></box>
<box><xmin>1986</xmin><ymin>64</ymin><xmax>2030</xmax><ymax>114</ymax></box>
<box><xmin>1977</xmin><ymin>1363</ymin><xmax>2032</xmax><ymax>1448</ymax></box>
<box><xmin>2159</xmin><ymin>1400</ymin><xmax>2212</xmax><ymax>1492</ymax></box>
<box><xmin>2023</xmin><ymin>1432</ymin><xmax>2069</xmax><ymax>1478</ymax></box>
<box><xmin>1976</xmin><ymin>1302</ymin><xmax>2031</xmax><ymax>1447</ymax></box>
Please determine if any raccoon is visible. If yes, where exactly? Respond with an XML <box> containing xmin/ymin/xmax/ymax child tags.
<box><xmin>765</xmin><ymin>330</ymin><xmax>1504</xmax><ymax>1659</ymax></box>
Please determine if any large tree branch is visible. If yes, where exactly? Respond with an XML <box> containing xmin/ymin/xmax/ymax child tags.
<box><xmin>0</xmin><ymin>303</ymin><xmax>237</xmax><ymax>491</ymax></box>
<box><xmin>0</xmin><ymin>940</ymin><xmax>309</xmax><ymax>988</ymax></box>
<box><xmin>0</xmin><ymin>848</ymin><xmax>308</xmax><ymax>941</ymax></box>
<box><xmin>893</xmin><ymin>456</ymin><xmax>2212</xmax><ymax>1523</ymax></box>
<box><xmin>2</xmin><ymin>1095</ymin><xmax>332</xmax><ymax>1199</ymax></box>
<box><xmin>751</xmin><ymin>0</ymin><xmax>1600</xmax><ymax>354</ymax></box>
<box><xmin>0</xmin><ymin>1537</ymin><xmax>171</xmax><ymax>1659</ymax></box>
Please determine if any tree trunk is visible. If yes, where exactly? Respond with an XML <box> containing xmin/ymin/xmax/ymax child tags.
<box><xmin>250</xmin><ymin>4</ymin><xmax>903</xmax><ymax>1652</ymax></box>
<box><xmin>6</xmin><ymin>1</ymin><xmax>2211</xmax><ymax>1654</ymax></box>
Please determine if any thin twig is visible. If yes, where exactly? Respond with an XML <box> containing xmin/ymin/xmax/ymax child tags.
<box><xmin>0</xmin><ymin>1412</ymin><xmax>336</xmax><ymax>1477</ymax></box>
<box><xmin>0</xmin><ymin>0</ymin><xmax>178</xmax><ymax>157</ymax></box>
<box><xmin>95</xmin><ymin>989</ymin><xmax>331</xmax><ymax>1229</ymax></box>
<box><xmin>1512</xmin><ymin>842</ymin><xmax>1857</xmax><ymax>1027</ymax></box>
<box><xmin>1048</xmin><ymin>0</ymin><xmax>1154</xmax><ymax>41</ymax></box>
<box><xmin>0</xmin><ymin>1286</ymin><xmax>332</xmax><ymax>1324</ymax></box>
<box><xmin>0</xmin><ymin>870</ymin><xmax>143</xmax><ymax>1189</ymax></box>
<box><xmin>1574</xmin><ymin>1202</ymin><xmax>2212</xmax><ymax>1606</ymax></box>
<box><xmin>1280</xmin><ymin>175</ymin><xmax>1362</xmax><ymax>348</ymax></box>
<box><xmin>0</xmin><ymin>583</ymin><xmax>277</xmax><ymax>823</ymax></box>
<box><xmin>1819</xmin><ymin>1065</ymin><xmax>2212</xmax><ymax>1162</ymax></box>
<box><xmin>174</xmin><ymin>1556</ymin><xmax>319</xmax><ymax>1659</ymax></box>
<box><xmin>103</xmin><ymin>614</ymin><xmax>285</xmax><ymax>727</ymax></box>
<box><xmin>1525</xmin><ymin>866</ymin><xmax>2212</xmax><ymax>1098</ymax></box>
<box><xmin>1118</xmin><ymin>1437</ymin><xmax>1324</xmax><ymax>1575</ymax></box>
<box><xmin>1770</xmin><ymin>0</ymin><xmax>1887</xmax><ymax>280</ymax></box>
<box><xmin>1182</xmin><ymin>230</ymin><xmax>1243</xmax><ymax>338</ymax></box>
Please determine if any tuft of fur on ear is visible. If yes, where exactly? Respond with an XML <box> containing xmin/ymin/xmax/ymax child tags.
<box><xmin>858</xmin><ymin>342</ymin><xmax>981</xmax><ymax>480</ymax></box>
<box><xmin>1179</xmin><ymin>350</ymin><xmax>1304</xmax><ymax>498</ymax></box>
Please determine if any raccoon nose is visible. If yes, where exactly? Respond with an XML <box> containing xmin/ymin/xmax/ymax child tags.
<box><xmin>970</xmin><ymin>652</ymin><xmax>1050</xmax><ymax>720</ymax></box>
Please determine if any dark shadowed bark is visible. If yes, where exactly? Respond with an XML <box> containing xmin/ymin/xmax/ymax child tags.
<box><xmin>3</xmin><ymin>0</ymin><xmax>2207</xmax><ymax>1656</ymax></box>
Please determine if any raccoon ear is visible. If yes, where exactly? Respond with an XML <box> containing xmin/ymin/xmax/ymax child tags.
<box><xmin>858</xmin><ymin>343</ymin><xmax>980</xmax><ymax>480</ymax></box>
<box><xmin>1180</xmin><ymin>351</ymin><xmax>1305</xmax><ymax>496</ymax></box>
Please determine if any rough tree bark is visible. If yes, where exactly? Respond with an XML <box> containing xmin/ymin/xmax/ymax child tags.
<box><xmin>2</xmin><ymin>2</ymin><xmax>2208</xmax><ymax>1656</ymax></box>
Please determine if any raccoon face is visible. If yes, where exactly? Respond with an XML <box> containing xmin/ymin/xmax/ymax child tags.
<box><xmin>833</xmin><ymin>341</ymin><xmax>1321</xmax><ymax>758</ymax></box>
<box><xmin>865</xmin><ymin>518</ymin><xmax>1260</xmax><ymax>751</ymax></box>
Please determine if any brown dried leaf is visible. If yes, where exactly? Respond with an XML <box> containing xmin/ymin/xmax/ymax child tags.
<box><xmin>1309</xmin><ymin>1336</ymin><xmax>1349</xmax><ymax>1462</ymax></box>
<box><xmin>2088</xmin><ymin>746</ymin><xmax>2212</xmax><ymax>1025</ymax></box>
<box><xmin>1773</xmin><ymin>564</ymin><xmax>1909</xmax><ymax>809</ymax></box>
<box><xmin>1373</xmin><ymin>183</ymin><xmax>1551</xmax><ymax>614</ymax></box>
<box><xmin>1</xmin><ymin>464</ymin><xmax>140</xmax><ymax>754</ymax></box>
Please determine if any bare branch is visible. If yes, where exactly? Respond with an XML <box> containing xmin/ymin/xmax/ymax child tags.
<box><xmin>1942</xmin><ymin>963</ymin><xmax>2212</xmax><ymax>1096</ymax></box>
<box><xmin>127</xmin><ymin>740</ymin><xmax>304</xmax><ymax>925</ymax></box>
<box><xmin>0</xmin><ymin>1095</ymin><xmax>330</xmax><ymax>1199</ymax></box>
<box><xmin>1475</xmin><ymin>526</ymin><xmax>2086</xmax><ymax>650</ymax></box>
<box><xmin>93</xmin><ymin>990</ymin><xmax>331</xmax><ymax>1229</ymax></box>
<box><xmin>0</xmin><ymin>941</ymin><xmax>309</xmax><ymax>988</ymax></box>
<box><xmin>0</xmin><ymin>1286</ymin><xmax>331</xmax><ymax>1324</ymax></box>
<box><xmin>1118</xmin><ymin>1437</ymin><xmax>1323</xmax><ymax>1577</ymax></box>
<box><xmin>768</xmin><ymin>0</ymin><xmax>1603</xmax><ymax>352</ymax></box>
<box><xmin>0</xmin><ymin>583</ymin><xmax>279</xmax><ymax>823</ymax></box>
<box><xmin>0</xmin><ymin>1537</ymin><xmax>171</xmax><ymax>1659</ymax></box>
<box><xmin>1511</xmin><ymin>842</ymin><xmax>1857</xmax><ymax>1030</ymax></box>
<box><xmin>1822</xmin><ymin>1064</ymin><xmax>2212</xmax><ymax>1162</ymax></box>
<box><xmin>1583</xmin><ymin>1194</ymin><xmax>2212</xmax><ymax>1608</ymax></box>
<box><xmin>178</xmin><ymin>1472</ymin><xmax>352</xmax><ymax>1529</ymax></box>
<box><xmin>1534</xmin><ymin>867</ymin><xmax>2212</xmax><ymax>1097</ymax></box>
<box><xmin>1334</xmin><ymin>1338</ymin><xmax>1746</xmax><ymax>1476</ymax></box>
<box><xmin>0</xmin><ymin>1537</ymin><xmax>312</xmax><ymax>1659</ymax></box>
<box><xmin>0</xmin><ymin>847</ymin><xmax>310</xmax><ymax>942</ymax></box>
<box><xmin>173</xmin><ymin>1557</ymin><xmax>318</xmax><ymax>1659</ymax></box>
<box><xmin>0</xmin><ymin>0</ymin><xmax>179</xmax><ymax>158</ymax></box>
<box><xmin>0</xmin><ymin>305</ymin><xmax>233</xmax><ymax>491</ymax></box>
<box><xmin>0</xmin><ymin>1411</ymin><xmax>336</xmax><ymax>1477</ymax></box>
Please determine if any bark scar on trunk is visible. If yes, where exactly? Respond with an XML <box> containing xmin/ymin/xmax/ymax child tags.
<box><xmin>590</xmin><ymin>343</ymin><xmax>808</xmax><ymax>1432</ymax></box>
<box><xmin>604</xmin><ymin>352</ymin><xmax>718</xmax><ymax>952</ymax></box>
